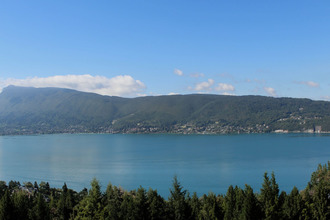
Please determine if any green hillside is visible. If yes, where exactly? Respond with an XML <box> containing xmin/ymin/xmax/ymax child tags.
<box><xmin>0</xmin><ymin>86</ymin><xmax>329</xmax><ymax>135</ymax></box>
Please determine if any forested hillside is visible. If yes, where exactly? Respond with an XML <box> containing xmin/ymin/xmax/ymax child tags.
<box><xmin>0</xmin><ymin>162</ymin><xmax>329</xmax><ymax>220</ymax></box>
<box><xmin>0</xmin><ymin>86</ymin><xmax>329</xmax><ymax>135</ymax></box>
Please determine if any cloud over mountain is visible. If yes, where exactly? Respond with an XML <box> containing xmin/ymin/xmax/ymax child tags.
<box><xmin>215</xmin><ymin>83</ymin><xmax>235</xmax><ymax>91</ymax></box>
<box><xmin>0</xmin><ymin>74</ymin><xmax>146</xmax><ymax>97</ymax></box>
<box><xmin>194</xmin><ymin>79</ymin><xmax>214</xmax><ymax>91</ymax></box>
<box><xmin>264</xmin><ymin>87</ymin><xmax>277</xmax><ymax>97</ymax></box>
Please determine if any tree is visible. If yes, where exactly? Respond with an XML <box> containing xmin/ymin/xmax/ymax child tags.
<box><xmin>224</xmin><ymin>185</ymin><xmax>236</xmax><ymax>220</ymax></box>
<box><xmin>0</xmin><ymin>181</ymin><xmax>7</xmax><ymax>198</ymax></box>
<box><xmin>58</xmin><ymin>183</ymin><xmax>74</xmax><ymax>220</ymax></box>
<box><xmin>0</xmin><ymin>190</ymin><xmax>14</xmax><ymax>220</ymax></box>
<box><xmin>241</xmin><ymin>184</ymin><xmax>262</xmax><ymax>220</ymax></box>
<box><xmin>73</xmin><ymin>178</ymin><xmax>103</xmax><ymax>219</ymax></box>
<box><xmin>39</xmin><ymin>181</ymin><xmax>51</xmax><ymax>196</ymax></box>
<box><xmin>134</xmin><ymin>186</ymin><xmax>149</xmax><ymax>220</ymax></box>
<box><xmin>234</xmin><ymin>186</ymin><xmax>245</xmax><ymax>219</ymax></box>
<box><xmin>34</xmin><ymin>181</ymin><xmax>39</xmax><ymax>191</ymax></box>
<box><xmin>12</xmin><ymin>191</ymin><xmax>30</xmax><ymax>220</ymax></box>
<box><xmin>313</xmin><ymin>180</ymin><xmax>329</xmax><ymax>220</ymax></box>
<box><xmin>260</xmin><ymin>172</ymin><xmax>280</xmax><ymax>220</ymax></box>
<box><xmin>147</xmin><ymin>188</ymin><xmax>167</xmax><ymax>220</ymax></box>
<box><xmin>303</xmin><ymin>162</ymin><xmax>330</xmax><ymax>220</ymax></box>
<box><xmin>282</xmin><ymin>186</ymin><xmax>303</xmax><ymax>220</ymax></box>
<box><xmin>168</xmin><ymin>176</ymin><xmax>190</xmax><ymax>220</ymax></box>
<box><xmin>30</xmin><ymin>193</ymin><xmax>50</xmax><ymax>220</ymax></box>
<box><xmin>199</xmin><ymin>192</ymin><xmax>223</xmax><ymax>220</ymax></box>
<box><xmin>120</xmin><ymin>191</ymin><xmax>136</xmax><ymax>219</ymax></box>
<box><xmin>8</xmin><ymin>181</ymin><xmax>20</xmax><ymax>191</ymax></box>
<box><xmin>103</xmin><ymin>183</ymin><xmax>123</xmax><ymax>220</ymax></box>
<box><xmin>188</xmin><ymin>192</ymin><xmax>200</xmax><ymax>220</ymax></box>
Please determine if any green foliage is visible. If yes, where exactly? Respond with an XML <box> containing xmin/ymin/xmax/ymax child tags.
<box><xmin>135</xmin><ymin>187</ymin><xmax>149</xmax><ymax>220</ymax></box>
<box><xmin>146</xmin><ymin>188</ymin><xmax>167</xmax><ymax>220</ymax></box>
<box><xmin>103</xmin><ymin>183</ymin><xmax>123</xmax><ymax>219</ymax></box>
<box><xmin>224</xmin><ymin>185</ymin><xmax>235</xmax><ymax>220</ymax></box>
<box><xmin>8</xmin><ymin>181</ymin><xmax>20</xmax><ymax>191</ymax></box>
<box><xmin>0</xmin><ymin>182</ymin><xmax>7</xmax><ymax>198</ymax></box>
<box><xmin>302</xmin><ymin>162</ymin><xmax>330</xmax><ymax>220</ymax></box>
<box><xmin>120</xmin><ymin>191</ymin><xmax>136</xmax><ymax>219</ymax></box>
<box><xmin>188</xmin><ymin>192</ymin><xmax>200</xmax><ymax>220</ymax></box>
<box><xmin>0</xmin><ymin>162</ymin><xmax>328</xmax><ymax>219</ymax></box>
<box><xmin>73</xmin><ymin>178</ymin><xmax>103</xmax><ymax>219</ymax></box>
<box><xmin>168</xmin><ymin>176</ymin><xmax>190</xmax><ymax>220</ymax></box>
<box><xmin>242</xmin><ymin>184</ymin><xmax>262</xmax><ymax>220</ymax></box>
<box><xmin>199</xmin><ymin>192</ymin><xmax>223</xmax><ymax>220</ymax></box>
<box><xmin>57</xmin><ymin>183</ymin><xmax>75</xmax><ymax>220</ymax></box>
<box><xmin>29</xmin><ymin>193</ymin><xmax>50</xmax><ymax>220</ymax></box>
<box><xmin>282</xmin><ymin>186</ymin><xmax>304</xmax><ymax>220</ymax></box>
<box><xmin>260</xmin><ymin>172</ymin><xmax>280</xmax><ymax>220</ymax></box>
<box><xmin>0</xmin><ymin>190</ymin><xmax>14</xmax><ymax>220</ymax></box>
<box><xmin>12</xmin><ymin>191</ymin><xmax>30</xmax><ymax>220</ymax></box>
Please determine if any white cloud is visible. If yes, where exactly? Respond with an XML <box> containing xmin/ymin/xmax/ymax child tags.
<box><xmin>190</xmin><ymin>73</ymin><xmax>204</xmax><ymax>78</ymax></box>
<box><xmin>221</xmin><ymin>92</ymin><xmax>236</xmax><ymax>96</ymax></box>
<box><xmin>174</xmin><ymin>68</ymin><xmax>183</xmax><ymax>76</ymax></box>
<box><xmin>168</xmin><ymin>92</ymin><xmax>179</xmax><ymax>95</ymax></box>
<box><xmin>298</xmin><ymin>81</ymin><xmax>319</xmax><ymax>88</ymax></box>
<box><xmin>194</xmin><ymin>79</ymin><xmax>214</xmax><ymax>91</ymax></box>
<box><xmin>0</xmin><ymin>74</ymin><xmax>146</xmax><ymax>97</ymax></box>
<box><xmin>215</xmin><ymin>83</ymin><xmax>235</xmax><ymax>91</ymax></box>
<box><xmin>264</xmin><ymin>87</ymin><xmax>277</xmax><ymax>97</ymax></box>
<box><xmin>321</xmin><ymin>96</ymin><xmax>330</xmax><ymax>101</ymax></box>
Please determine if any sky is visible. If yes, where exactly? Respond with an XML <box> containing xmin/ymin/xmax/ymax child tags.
<box><xmin>0</xmin><ymin>0</ymin><xmax>330</xmax><ymax>100</ymax></box>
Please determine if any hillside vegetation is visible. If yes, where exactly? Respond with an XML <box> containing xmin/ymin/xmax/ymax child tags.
<box><xmin>0</xmin><ymin>86</ymin><xmax>329</xmax><ymax>135</ymax></box>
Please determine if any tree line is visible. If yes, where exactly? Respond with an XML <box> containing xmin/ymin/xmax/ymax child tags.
<box><xmin>0</xmin><ymin>162</ymin><xmax>329</xmax><ymax>220</ymax></box>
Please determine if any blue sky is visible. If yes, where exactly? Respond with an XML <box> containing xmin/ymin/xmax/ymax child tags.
<box><xmin>0</xmin><ymin>1</ymin><xmax>329</xmax><ymax>100</ymax></box>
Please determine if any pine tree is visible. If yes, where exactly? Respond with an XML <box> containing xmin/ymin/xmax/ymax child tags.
<box><xmin>282</xmin><ymin>186</ymin><xmax>303</xmax><ymax>220</ymax></box>
<box><xmin>135</xmin><ymin>186</ymin><xmax>149</xmax><ymax>220</ymax></box>
<box><xmin>313</xmin><ymin>180</ymin><xmax>328</xmax><ymax>220</ymax></box>
<box><xmin>168</xmin><ymin>176</ymin><xmax>190</xmax><ymax>220</ymax></box>
<box><xmin>0</xmin><ymin>181</ymin><xmax>7</xmax><ymax>198</ymax></box>
<box><xmin>30</xmin><ymin>193</ymin><xmax>50</xmax><ymax>220</ymax></box>
<box><xmin>234</xmin><ymin>186</ymin><xmax>245</xmax><ymax>219</ymax></box>
<box><xmin>58</xmin><ymin>183</ymin><xmax>74</xmax><ymax>220</ymax></box>
<box><xmin>303</xmin><ymin>162</ymin><xmax>330</xmax><ymax>220</ymax></box>
<box><xmin>189</xmin><ymin>192</ymin><xmax>200</xmax><ymax>220</ymax></box>
<box><xmin>199</xmin><ymin>192</ymin><xmax>223</xmax><ymax>220</ymax></box>
<box><xmin>104</xmin><ymin>183</ymin><xmax>123</xmax><ymax>220</ymax></box>
<box><xmin>260</xmin><ymin>172</ymin><xmax>280</xmax><ymax>220</ymax></box>
<box><xmin>121</xmin><ymin>191</ymin><xmax>136</xmax><ymax>219</ymax></box>
<box><xmin>8</xmin><ymin>181</ymin><xmax>20</xmax><ymax>191</ymax></box>
<box><xmin>241</xmin><ymin>184</ymin><xmax>262</xmax><ymax>220</ymax></box>
<box><xmin>147</xmin><ymin>188</ymin><xmax>167</xmax><ymax>220</ymax></box>
<box><xmin>0</xmin><ymin>190</ymin><xmax>14</xmax><ymax>220</ymax></box>
<box><xmin>12</xmin><ymin>191</ymin><xmax>30</xmax><ymax>220</ymax></box>
<box><xmin>73</xmin><ymin>178</ymin><xmax>103</xmax><ymax>219</ymax></box>
<box><xmin>224</xmin><ymin>185</ymin><xmax>236</xmax><ymax>220</ymax></box>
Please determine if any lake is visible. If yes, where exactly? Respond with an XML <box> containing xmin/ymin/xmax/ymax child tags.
<box><xmin>0</xmin><ymin>133</ymin><xmax>329</xmax><ymax>197</ymax></box>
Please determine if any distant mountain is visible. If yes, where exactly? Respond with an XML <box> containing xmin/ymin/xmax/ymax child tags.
<box><xmin>0</xmin><ymin>86</ymin><xmax>329</xmax><ymax>135</ymax></box>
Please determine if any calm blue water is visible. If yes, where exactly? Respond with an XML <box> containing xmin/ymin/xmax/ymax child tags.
<box><xmin>0</xmin><ymin>133</ymin><xmax>329</xmax><ymax>197</ymax></box>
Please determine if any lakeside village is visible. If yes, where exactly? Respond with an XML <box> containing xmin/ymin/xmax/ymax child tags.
<box><xmin>1</xmin><ymin>112</ymin><xmax>328</xmax><ymax>135</ymax></box>
<box><xmin>104</xmin><ymin>112</ymin><xmax>329</xmax><ymax>134</ymax></box>
<box><xmin>108</xmin><ymin>123</ymin><xmax>327</xmax><ymax>134</ymax></box>
<box><xmin>1</xmin><ymin>122</ymin><xmax>327</xmax><ymax>135</ymax></box>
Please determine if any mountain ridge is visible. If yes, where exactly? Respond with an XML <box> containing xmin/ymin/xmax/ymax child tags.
<box><xmin>0</xmin><ymin>86</ymin><xmax>329</xmax><ymax>135</ymax></box>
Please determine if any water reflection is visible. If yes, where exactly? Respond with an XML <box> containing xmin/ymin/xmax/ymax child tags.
<box><xmin>0</xmin><ymin>134</ymin><xmax>328</xmax><ymax>196</ymax></box>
